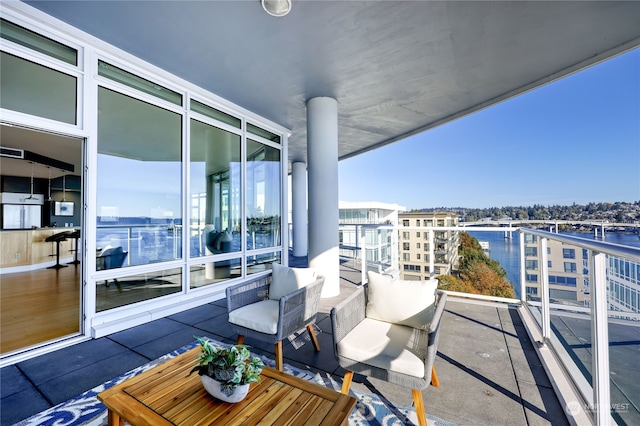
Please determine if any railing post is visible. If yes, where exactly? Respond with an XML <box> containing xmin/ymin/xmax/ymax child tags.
<box><xmin>590</xmin><ymin>251</ymin><xmax>611</xmax><ymax>425</ymax></box>
<box><xmin>540</xmin><ymin>237</ymin><xmax>551</xmax><ymax>340</ymax></box>
<box><xmin>428</xmin><ymin>229</ymin><xmax>435</xmax><ymax>278</ymax></box>
<box><xmin>519</xmin><ymin>231</ymin><xmax>526</xmax><ymax>302</ymax></box>
<box><xmin>361</xmin><ymin>225</ymin><xmax>367</xmax><ymax>285</ymax></box>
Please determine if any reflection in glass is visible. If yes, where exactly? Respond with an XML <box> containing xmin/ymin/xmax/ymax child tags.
<box><xmin>1</xmin><ymin>52</ymin><xmax>77</xmax><ymax>124</ymax></box>
<box><xmin>247</xmin><ymin>251</ymin><xmax>281</xmax><ymax>276</ymax></box>
<box><xmin>190</xmin><ymin>258</ymin><xmax>242</xmax><ymax>288</ymax></box>
<box><xmin>96</xmin><ymin>267</ymin><xmax>182</xmax><ymax>312</ymax></box>
<box><xmin>97</xmin><ymin>87</ymin><xmax>182</xmax><ymax>268</ymax></box>
<box><xmin>190</xmin><ymin>119</ymin><xmax>241</xmax><ymax>259</ymax></box>
<box><xmin>246</xmin><ymin>140</ymin><xmax>281</xmax><ymax>251</ymax></box>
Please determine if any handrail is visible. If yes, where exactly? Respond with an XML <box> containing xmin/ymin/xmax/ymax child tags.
<box><xmin>523</xmin><ymin>228</ymin><xmax>640</xmax><ymax>261</ymax></box>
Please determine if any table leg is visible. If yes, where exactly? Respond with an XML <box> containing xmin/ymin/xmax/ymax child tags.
<box><xmin>107</xmin><ymin>409</ymin><xmax>124</xmax><ymax>426</ymax></box>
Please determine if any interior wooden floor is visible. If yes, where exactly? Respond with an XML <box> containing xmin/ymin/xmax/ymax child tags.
<box><xmin>1</xmin><ymin>264</ymin><xmax>80</xmax><ymax>354</ymax></box>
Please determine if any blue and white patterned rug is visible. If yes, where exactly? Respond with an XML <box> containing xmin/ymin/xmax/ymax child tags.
<box><xmin>15</xmin><ymin>338</ymin><xmax>455</xmax><ymax>426</ymax></box>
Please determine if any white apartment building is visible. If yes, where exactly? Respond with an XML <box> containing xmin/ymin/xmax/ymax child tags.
<box><xmin>399</xmin><ymin>212</ymin><xmax>460</xmax><ymax>280</ymax></box>
<box><xmin>523</xmin><ymin>234</ymin><xmax>590</xmax><ymax>306</ymax></box>
<box><xmin>338</xmin><ymin>201</ymin><xmax>406</xmax><ymax>272</ymax></box>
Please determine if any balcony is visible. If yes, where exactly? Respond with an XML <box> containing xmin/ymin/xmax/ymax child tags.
<box><xmin>1</xmin><ymin>253</ymin><xmax>568</xmax><ymax>426</ymax></box>
<box><xmin>2</xmin><ymin>227</ymin><xmax>638</xmax><ymax>425</ymax></box>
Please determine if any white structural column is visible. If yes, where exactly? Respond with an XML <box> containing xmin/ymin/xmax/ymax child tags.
<box><xmin>291</xmin><ymin>161</ymin><xmax>308</xmax><ymax>257</ymax></box>
<box><xmin>306</xmin><ymin>97</ymin><xmax>340</xmax><ymax>297</ymax></box>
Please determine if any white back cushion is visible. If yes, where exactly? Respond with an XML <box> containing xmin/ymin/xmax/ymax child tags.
<box><xmin>366</xmin><ymin>271</ymin><xmax>438</xmax><ymax>330</ymax></box>
<box><xmin>269</xmin><ymin>263</ymin><xmax>317</xmax><ymax>300</ymax></box>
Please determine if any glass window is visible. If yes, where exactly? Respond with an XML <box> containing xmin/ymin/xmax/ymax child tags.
<box><xmin>402</xmin><ymin>231</ymin><xmax>409</xmax><ymax>240</ymax></box>
<box><xmin>524</xmin><ymin>234</ymin><xmax>537</xmax><ymax>243</ymax></box>
<box><xmin>1</xmin><ymin>52</ymin><xmax>77</xmax><ymax>124</ymax></box>
<box><xmin>526</xmin><ymin>260</ymin><xmax>538</xmax><ymax>270</ymax></box>
<box><xmin>525</xmin><ymin>246</ymin><xmax>538</xmax><ymax>257</ymax></box>
<box><xmin>246</xmin><ymin>139</ymin><xmax>281</xmax><ymax>250</ymax></box>
<box><xmin>247</xmin><ymin>123</ymin><xmax>280</xmax><ymax>144</ymax></box>
<box><xmin>247</xmin><ymin>252</ymin><xmax>281</xmax><ymax>275</ymax></box>
<box><xmin>1</xmin><ymin>18</ymin><xmax>77</xmax><ymax>65</ymax></box>
<box><xmin>190</xmin><ymin>100</ymin><xmax>241</xmax><ymax>128</ymax></box>
<box><xmin>564</xmin><ymin>262</ymin><xmax>577</xmax><ymax>273</ymax></box>
<box><xmin>403</xmin><ymin>242</ymin><xmax>410</xmax><ymax>250</ymax></box>
<box><xmin>402</xmin><ymin>220</ymin><xmax>409</xmax><ymax>227</ymax></box>
<box><xmin>190</xmin><ymin>258</ymin><xmax>242</xmax><ymax>288</ymax></box>
<box><xmin>98</xmin><ymin>60</ymin><xmax>182</xmax><ymax>105</ymax></box>
<box><xmin>563</xmin><ymin>248</ymin><xmax>576</xmax><ymax>259</ymax></box>
<box><xmin>526</xmin><ymin>273</ymin><xmax>538</xmax><ymax>283</ymax></box>
<box><xmin>96</xmin><ymin>267</ymin><xmax>182</xmax><ymax>312</ymax></box>
<box><xmin>97</xmin><ymin>87</ymin><xmax>182</xmax><ymax>267</ymax></box>
<box><xmin>189</xmin><ymin>119</ymin><xmax>241</xmax><ymax>259</ymax></box>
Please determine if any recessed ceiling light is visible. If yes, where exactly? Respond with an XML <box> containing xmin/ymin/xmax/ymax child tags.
<box><xmin>261</xmin><ymin>0</ymin><xmax>291</xmax><ymax>17</ymax></box>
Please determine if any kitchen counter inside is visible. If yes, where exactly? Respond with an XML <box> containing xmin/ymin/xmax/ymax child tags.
<box><xmin>0</xmin><ymin>228</ymin><xmax>79</xmax><ymax>270</ymax></box>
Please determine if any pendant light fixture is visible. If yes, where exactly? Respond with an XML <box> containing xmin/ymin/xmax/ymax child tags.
<box><xmin>61</xmin><ymin>171</ymin><xmax>67</xmax><ymax>202</ymax></box>
<box><xmin>47</xmin><ymin>166</ymin><xmax>52</xmax><ymax>201</ymax></box>
<box><xmin>26</xmin><ymin>161</ymin><xmax>35</xmax><ymax>200</ymax></box>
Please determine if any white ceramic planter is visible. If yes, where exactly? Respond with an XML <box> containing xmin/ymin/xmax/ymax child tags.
<box><xmin>201</xmin><ymin>376</ymin><xmax>250</xmax><ymax>403</ymax></box>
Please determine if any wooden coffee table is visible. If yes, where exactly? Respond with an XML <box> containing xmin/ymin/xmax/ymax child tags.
<box><xmin>98</xmin><ymin>347</ymin><xmax>356</xmax><ymax>425</ymax></box>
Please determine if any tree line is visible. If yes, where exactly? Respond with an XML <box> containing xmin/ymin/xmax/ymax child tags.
<box><xmin>418</xmin><ymin>201</ymin><xmax>640</xmax><ymax>223</ymax></box>
<box><xmin>437</xmin><ymin>232</ymin><xmax>515</xmax><ymax>298</ymax></box>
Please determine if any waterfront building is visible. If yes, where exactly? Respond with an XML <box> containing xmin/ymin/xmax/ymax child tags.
<box><xmin>524</xmin><ymin>234</ymin><xmax>640</xmax><ymax>318</ymax></box>
<box><xmin>523</xmin><ymin>234</ymin><xmax>591</xmax><ymax>306</ymax></box>
<box><xmin>338</xmin><ymin>201</ymin><xmax>406</xmax><ymax>272</ymax></box>
<box><xmin>398</xmin><ymin>212</ymin><xmax>460</xmax><ymax>279</ymax></box>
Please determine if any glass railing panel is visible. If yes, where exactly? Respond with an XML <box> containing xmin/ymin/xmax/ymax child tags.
<box><xmin>607</xmin><ymin>255</ymin><xmax>640</xmax><ymax>424</ymax></box>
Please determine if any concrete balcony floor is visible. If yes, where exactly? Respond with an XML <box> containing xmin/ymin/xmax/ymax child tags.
<box><xmin>1</xmin><ymin>256</ymin><xmax>568</xmax><ymax>425</ymax></box>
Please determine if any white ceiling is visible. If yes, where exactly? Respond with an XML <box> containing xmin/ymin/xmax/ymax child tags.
<box><xmin>6</xmin><ymin>1</ymin><xmax>640</xmax><ymax>173</ymax></box>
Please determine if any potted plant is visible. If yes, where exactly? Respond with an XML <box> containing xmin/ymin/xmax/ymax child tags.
<box><xmin>190</xmin><ymin>337</ymin><xmax>264</xmax><ymax>403</ymax></box>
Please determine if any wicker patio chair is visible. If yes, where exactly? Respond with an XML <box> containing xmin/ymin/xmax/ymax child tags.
<box><xmin>226</xmin><ymin>265</ymin><xmax>325</xmax><ymax>371</ymax></box>
<box><xmin>330</xmin><ymin>272</ymin><xmax>447</xmax><ymax>426</ymax></box>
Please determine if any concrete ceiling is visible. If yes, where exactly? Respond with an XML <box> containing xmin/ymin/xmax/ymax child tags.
<box><xmin>17</xmin><ymin>1</ymin><xmax>640</xmax><ymax>167</ymax></box>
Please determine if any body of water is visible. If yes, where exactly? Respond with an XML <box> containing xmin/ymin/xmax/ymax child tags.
<box><xmin>468</xmin><ymin>230</ymin><xmax>640</xmax><ymax>299</ymax></box>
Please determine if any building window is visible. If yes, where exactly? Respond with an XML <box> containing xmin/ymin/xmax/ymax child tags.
<box><xmin>550</xmin><ymin>289</ymin><xmax>577</xmax><ymax>301</ymax></box>
<box><xmin>416</xmin><ymin>232</ymin><xmax>421</xmax><ymax>238</ymax></box>
<box><xmin>403</xmin><ymin>253</ymin><xmax>410</xmax><ymax>261</ymax></box>
<box><xmin>404</xmin><ymin>264</ymin><xmax>421</xmax><ymax>272</ymax></box>
<box><xmin>416</xmin><ymin>254</ymin><xmax>421</xmax><ymax>260</ymax></box>
<box><xmin>402</xmin><ymin>220</ymin><xmax>409</xmax><ymax>226</ymax></box>
<box><xmin>526</xmin><ymin>286</ymin><xmax>538</xmax><ymax>296</ymax></box>
<box><xmin>416</xmin><ymin>220</ymin><xmax>420</xmax><ymax>226</ymax></box>
<box><xmin>246</xmin><ymin>139</ymin><xmax>281</xmax><ymax>251</ymax></box>
<box><xmin>525</xmin><ymin>246</ymin><xmax>538</xmax><ymax>257</ymax></box>
<box><xmin>525</xmin><ymin>260</ymin><xmax>538</xmax><ymax>270</ymax></box>
<box><xmin>416</xmin><ymin>243</ymin><xmax>420</xmax><ymax>249</ymax></box>
<box><xmin>1</xmin><ymin>52</ymin><xmax>77</xmax><ymax>124</ymax></box>
<box><xmin>563</xmin><ymin>248</ymin><xmax>576</xmax><ymax>259</ymax></box>
<box><xmin>563</xmin><ymin>262</ymin><xmax>577</xmax><ymax>273</ymax></box>
<box><xmin>97</xmin><ymin>86</ymin><xmax>182</xmax><ymax>268</ymax></box>
<box><xmin>403</xmin><ymin>242</ymin><xmax>410</xmax><ymax>250</ymax></box>
<box><xmin>189</xmin><ymin>119</ymin><xmax>241</xmax><ymax>279</ymax></box>
<box><xmin>526</xmin><ymin>273</ymin><xmax>538</xmax><ymax>283</ymax></box>
<box><xmin>549</xmin><ymin>275</ymin><xmax>577</xmax><ymax>287</ymax></box>
<box><xmin>403</xmin><ymin>231</ymin><xmax>410</xmax><ymax>240</ymax></box>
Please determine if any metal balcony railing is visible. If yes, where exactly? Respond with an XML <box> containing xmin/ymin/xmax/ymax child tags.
<box><xmin>348</xmin><ymin>224</ymin><xmax>640</xmax><ymax>425</ymax></box>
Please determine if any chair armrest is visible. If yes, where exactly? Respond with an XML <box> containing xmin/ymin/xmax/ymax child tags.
<box><xmin>428</xmin><ymin>290</ymin><xmax>447</xmax><ymax>334</ymax></box>
<box><xmin>330</xmin><ymin>286</ymin><xmax>366</xmax><ymax>345</ymax></box>
<box><xmin>226</xmin><ymin>274</ymin><xmax>271</xmax><ymax>312</ymax></box>
<box><xmin>277</xmin><ymin>276</ymin><xmax>325</xmax><ymax>338</ymax></box>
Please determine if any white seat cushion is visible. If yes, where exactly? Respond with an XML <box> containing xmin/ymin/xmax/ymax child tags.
<box><xmin>337</xmin><ymin>318</ymin><xmax>427</xmax><ymax>378</ymax></box>
<box><xmin>268</xmin><ymin>263</ymin><xmax>317</xmax><ymax>300</ymax></box>
<box><xmin>228</xmin><ymin>299</ymin><xmax>280</xmax><ymax>335</ymax></box>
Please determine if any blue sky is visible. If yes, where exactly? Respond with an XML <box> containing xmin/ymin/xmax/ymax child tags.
<box><xmin>338</xmin><ymin>48</ymin><xmax>640</xmax><ymax>210</ymax></box>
